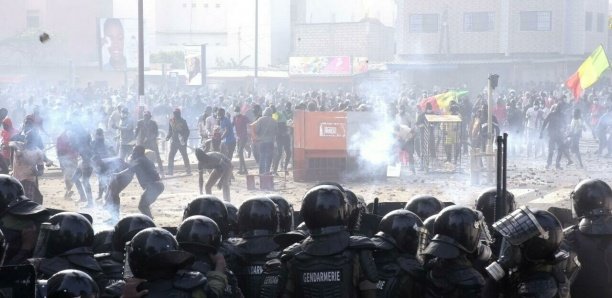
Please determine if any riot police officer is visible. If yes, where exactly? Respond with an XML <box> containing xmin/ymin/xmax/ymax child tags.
<box><xmin>115</xmin><ymin>227</ymin><xmax>227</xmax><ymax>298</ymax></box>
<box><xmin>224</xmin><ymin>201</ymin><xmax>239</xmax><ymax>238</ymax></box>
<box><xmin>422</xmin><ymin>206</ymin><xmax>488</xmax><ymax>297</ymax></box>
<box><xmin>476</xmin><ymin>188</ymin><xmax>517</xmax><ymax>256</ymax></box>
<box><xmin>562</xmin><ymin>179</ymin><xmax>612</xmax><ymax>298</ymax></box>
<box><xmin>231</xmin><ymin>196</ymin><xmax>281</xmax><ymax>298</ymax></box>
<box><xmin>404</xmin><ymin>195</ymin><xmax>443</xmax><ymax>221</ymax></box>
<box><xmin>28</xmin><ymin>212</ymin><xmax>108</xmax><ymax>290</ymax></box>
<box><xmin>280</xmin><ymin>184</ymin><xmax>379</xmax><ymax>298</ymax></box>
<box><xmin>475</xmin><ymin>188</ymin><xmax>517</xmax><ymax>227</ymax></box>
<box><xmin>0</xmin><ymin>174</ymin><xmax>48</xmax><ymax>265</ymax></box>
<box><xmin>177</xmin><ymin>215</ymin><xmax>242</xmax><ymax>298</ymax></box>
<box><xmin>95</xmin><ymin>214</ymin><xmax>155</xmax><ymax>286</ymax></box>
<box><xmin>345</xmin><ymin>189</ymin><xmax>364</xmax><ymax>235</ymax></box>
<box><xmin>184</xmin><ymin>195</ymin><xmax>230</xmax><ymax>238</ymax></box>
<box><xmin>371</xmin><ymin>210</ymin><xmax>425</xmax><ymax>297</ymax></box>
<box><xmin>268</xmin><ymin>195</ymin><xmax>294</xmax><ymax>233</ymax></box>
<box><xmin>46</xmin><ymin>269</ymin><xmax>100</xmax><ymax>298</ymax></box>
<box><xmin>92</xmin><ymin>229</ymin><xmax>114</xmax><ymax>254</ymax></box>
<box><xmin>475</xmin><ymin>188</ymin><xmax>515</xmax><ymax>278</ymax></box>
<box><xmin>486</xmin><ymin>207</ymin><xmax>569</xmax><ymax>298</ymax></box>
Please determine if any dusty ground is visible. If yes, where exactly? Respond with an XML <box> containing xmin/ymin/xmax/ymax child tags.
<box><xmin>38</xmin><ymin>137</ymin><xmax>612</xmax><ymax>231</ymax></box>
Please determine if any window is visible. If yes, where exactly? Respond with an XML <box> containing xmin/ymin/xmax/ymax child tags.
<box><xmin>585</xmin><ymin>12</ymin><xmax>593</xmax><ymax>31</ymax></box>
<box><xmin>597</xmin><ymin>13</ymin><xmax>605</xmax><ymax>32</ymax></box>
<box><xmin>464</xmin><ymin>12</ymin><xmax>495</xmax><ymax>32</ymax></box>
<box><xmin>409</xmin><ymin>14</ymin><xmax>439</xmax><ymax>33</ymax></box>
<box><xmin>26</xmin><ymin>10</ymin><xmax>40</xmax><ymax>28</ymax></box>
<box><xmin>520</xmin><ymin>11</ymin><xmax>551</xmax><ymax>31</ymax></box>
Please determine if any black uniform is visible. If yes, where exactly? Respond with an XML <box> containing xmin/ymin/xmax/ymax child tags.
<box><xmin>229</xmin><ymin>197</ymin><xmax>281</xmax><ymax>298</ymax></box>
<box><xmin>280</xmin><ymin>185</ymin><xmax>378</xmax><ymax>298</ymax></box>
<box><xmin>370</xmin><ymin>210</ymin><xmax>425</xmax><ymax>297</ymax></box>
<box><xmin>28</xmin><ymin>212</ymin><xmax>108</xmax><ymax>290</ymax></box>
<box><xmin>104</xmin><ymin>227</ymin><xmax>227</xmax><ymax>298</ymax></box>
<box><xmin>422</xmin><ymin>206</ymin><xmax>488</xmax><ymax>297</ymax></box>
<box><xmin>486</xmin><ymin>207</ymin><xmax>569</xmax><ymax>298</ymax></box>
<box><xmin>561</xmin><ymin>179</ymin><xmax>612</xmax><ymax>298</ymax></box>
<box><xmin>178</xmin><ymin>215</ymin><xmax>242</xmax><ymax>298</ymax></box>
<box><xmin>96</xmin><ymin>214</ymin><xmax>156</xmax><ymax>287</ymax></box>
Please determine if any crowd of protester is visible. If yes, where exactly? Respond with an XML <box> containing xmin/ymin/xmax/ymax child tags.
<box><xmin>0</xmin><ymin>81</ymin><xmax>611</xmax><ymax>297</ymax></box>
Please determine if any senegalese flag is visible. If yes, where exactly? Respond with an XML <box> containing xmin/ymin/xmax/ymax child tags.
<box><xmin>418</xmin><ymin>90</ymin><xmax>468</xmax><ymax>113</ymax></box>
<box><xmin>566</xmin><ymin>45</ymin><xmax>610</xmax><ymax>100</ymax></box>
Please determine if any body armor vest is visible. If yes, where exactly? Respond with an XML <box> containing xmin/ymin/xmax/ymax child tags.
<box><xmin>133</xmin><ymin>270</ymin><xmax>209</xmax><ymax>298</ymax></box>
<box><xmin>232</xmin><ymin>236</ymin><xmax>279</xmax><ymax>298</ymax></box>
<box><xmin>373</xmin><ymin>250</ymin><xmax>422</xmax><ymax>298</ymax></box>
<box><xmin>259</xmin><ymin>252</ymin><xmax>282</xmax><ymax>298</ymax></box>
<box><xmin>31</xmin><ymin>247</ymin><xmax>107</xmax><ymax>289</ymax></box>
<box><xmin>424</xmin><ymin>256</ymin><xmax>485</xmax><ymax>298</ymax></box>
<box><xmin>507</xmin><ymin>266</ymin><xmax>569</xmax><ymax>298</ymax></box>
<box><xmin>565</xmin><ymin>226</ymin><xmax>612</xmax><ymax>298</ymax></box>
<box><xmin>191</xmin><ymin>259</ymin><xmax>242</xmax><ymax>298</ymax></box>
<box><xmin>293</xmin><ymin>248</ymin><xmax>356</xmax><ymax>298</ymax></box>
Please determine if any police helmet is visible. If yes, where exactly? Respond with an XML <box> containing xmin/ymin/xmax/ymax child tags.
<box><xmin>92</xmin><ymin>229</ymin><xmax>114</xmax><ymax>254</ymax></box>
<box><xmin>238</xmin><ymin>197</ymin><xmax>279</xmax><ymax>236</ymax></box>
<box><xmin>376</xmin><ymin>210</ymin><xmax>423</xmax><ymax>255</ymax></box>
<box><xmin>183</xmin><ymin>195</ymin><xmax>229</xmax><ymax>236</ymax></box>
<box><xmin>301</xmin><ymin>185</ymin><xmax>348</xmax><ymax>235</ymax></box>
<box><xmin>177</xmin><ymin>215</ymin><xmax>222</xmax><ymax>254</ymax></box>
<box><xmin>268</xmin><ymin>195</ymin><xmax>294</xmax><ymax>233</ymax></box>
<box><xmin>47</xmin><ymin>269</ymin><xmax>99</xmax><ymax>298</ymax></box>
<box><xmin>223</xmin><ymin>201</ymin><xmax>239</xmax><ymax>237</ymax></box>
<box><xmin>40</xmin><ymin>212</ymin><xmax>94</xmax><ymax>258</ymax></box>
<box><xmin>424</xmin><ymin>206</ymin><xmax>485</xmax><ymax>258</ymax></box>
<box><xmin>128</xmin><ymin>228</ymin><xmax>193</xmax><ymax>280</ymax></box>
<box><xmin>520</xmin><ymin>210</ymin><xmax>563</xmax><ymax>263</ymax></box>
<box><xmin>404</xmin><ymin>195</ymin><xmax>443</xmax><ymax>220</ymax></box>
<box><xmin>571</xmin><ymin>179</ymin><xmax>612</xmax><ymax>218</ymax></box>
<box><xmin>475</xmin><ymin>188</ymin><xmax>517</xmax><ymax>225</ymax></box>
<box><xmin>0</xmin><ymin>174</ymin><xmax>47</xmax><ymax>217</ymax></box>
<box><xmin>111</xmin><ymin>214</ymin><xmax>156</xmax><ymax>252</ymax></box>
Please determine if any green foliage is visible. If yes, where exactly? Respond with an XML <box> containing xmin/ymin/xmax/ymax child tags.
<box><xmin>150</xmin><ymin>51</ymin><xmax>185</xmax><ymax>69</ymax></box>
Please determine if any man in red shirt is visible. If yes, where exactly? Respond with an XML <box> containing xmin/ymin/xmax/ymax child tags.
<box><xmin>1</xmin><ymin>117</ymin><xmax>17</xmax><ymax>173</ymax></box>
<box><xmin>233</xmin><ymin>105</ymin><xmax>250</xmax><ymax>174</ymax></box>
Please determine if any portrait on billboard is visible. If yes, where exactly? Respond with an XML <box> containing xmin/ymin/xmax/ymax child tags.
<box><xmin>99</xmin><ymin>18</ymin><xmax>141</xmax><ymax>71</ymax></box>
<box><xmin>184</xmin><ymin>46</ymin><xmax>202</xmax><ymax>85</ymax></box>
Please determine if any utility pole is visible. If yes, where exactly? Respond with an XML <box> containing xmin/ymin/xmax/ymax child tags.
<box><xmin>238</xmin><ymin>27</ymin><xmax>241</xmax><ymax>62</ymax></box>
<box><xmin>486</xmin><ymin>74</ymin><xmax>499</xmax><ymax>154</ymax></box>
<box><xmin>138</xmin><ymin>0</ymin><xmax>145</xmax><ymax>106</ymax></box>
<box><xmin>254</xmin><ymin>0</ymin><xmax>259</xmax><ymax>93</ymax></box>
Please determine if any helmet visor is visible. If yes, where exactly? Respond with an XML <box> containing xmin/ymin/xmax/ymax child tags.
<box><xmin>492</xmin><ymin>206</ymin><xmax>548</xmax><ymax>246</ymax></box>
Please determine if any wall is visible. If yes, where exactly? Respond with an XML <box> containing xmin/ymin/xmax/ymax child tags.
<box><xmin>293</xmin><ymin>20</ymin><xmax>394</xmax><ymax>62</ymax></box>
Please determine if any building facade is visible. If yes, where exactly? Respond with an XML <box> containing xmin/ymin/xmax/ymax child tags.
<box><xmin>394</xmin><ymin>0</ymin><xmax>609</xmax><ymax>87</ymax></box>
<box><xmin>292</xmin><ymin>19</ymin><xmax>394</xmax><ymax>62</ymax></box>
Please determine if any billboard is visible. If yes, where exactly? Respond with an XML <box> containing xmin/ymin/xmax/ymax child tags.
<box><xmin>184</xmin><ymin>46</ymin><xmax>202</xmax><ymax>85</ymax></box>
<box><xmin>352</xmin><ymin>57</ymin><xmax>369</xmax><ymax>74</ymax></box>
<box><xmin>99</xmin><ymin>18</ymin><xmax>149</xmax><ymax>71</ymax></box>
<box><xmin>289</xmin><ymin>56</ymin><xmax>351</xmax><ymax>76</ymax></box>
